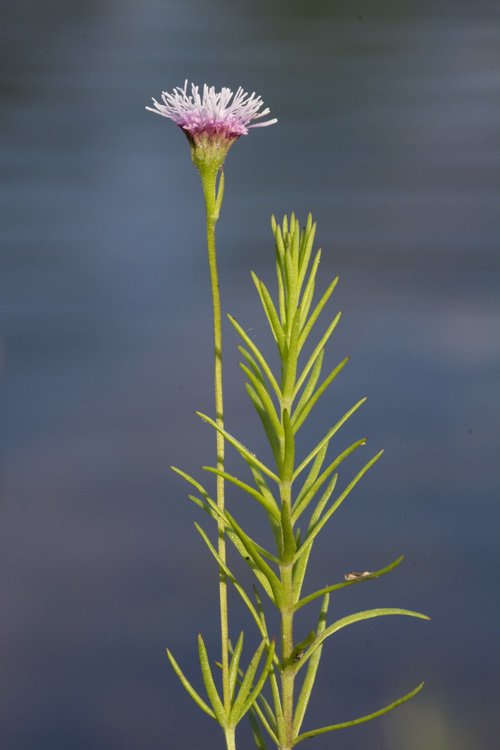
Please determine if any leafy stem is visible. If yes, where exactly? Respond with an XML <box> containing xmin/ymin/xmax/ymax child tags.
<box><xmin>173</xmin><ymin>212</ymin><xmax>428</xmax><ymax>749</ymax></box>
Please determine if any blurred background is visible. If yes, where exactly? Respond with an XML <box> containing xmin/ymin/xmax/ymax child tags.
<box><xmin>1</xmin><ymin>0</ymin><xmax>499</xmax><ymax>748</ymax></box>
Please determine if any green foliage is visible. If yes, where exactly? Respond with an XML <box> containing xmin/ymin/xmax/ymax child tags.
<box><xmin>172</xmin><ymin>213</ymin><xmax>428</xmax><ymax>748</ymax></box>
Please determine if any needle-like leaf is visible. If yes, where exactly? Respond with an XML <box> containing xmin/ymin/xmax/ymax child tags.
<box><xmin>292</xmin><ymin>399</ymin><xmax>367</xmax><ymax>481</ymax></box>
<box><xmin>201</xmin><ymin>465</ymin><xmax>280</xmax><ymax>522</ymax></box>
<box><xmin>293</xmin><ymin>451</ymin><xmax>384</xmax><ymax>566</ymax></box>
<box><xmin>292</xmin><ymin>438</ymin><xmax>365</xmax><ymax>523</ymax></box>
<box><xmin>228</xmin><ymin>314</ymin><xmax>282</xmax><ymax>400</ymax></box>
<box><xmin>225</xmin><ymin>510</ymin><xmax>284</xmax><ymax>608</ymax></box>
<box><xmin>295</xmin><ymin>556</ymin><xmax>405</xmax><ymax>611</ymax></box>
<box><xmin>239</xmin><ymin>361</ymin><xmax>283</xmax><ymax>441</ymax></box>
<box><xmin>166</xmin><ymin>647</ymin><xmax>216</xmax><ymax>720</ymax></box>
<box><xmin>293</xmin><ymin>593</ymin><xmax>330</xmax><ymax>736</ymax></box>
<box><xmin>229</xmin><ymin>632</ymin><xmax>245</xmax><ymax>702</ymax></box>
<box><xmin>291</xmin><ymin>349</ymin><xmax>324</xmax><ymax>428</ymax></box>
<box><xmin>297</xmin><ymin>609</ymin><xmax>430</xmax><ymax>672</ymax></box>
<box><xmin>244</xmin><ymin>383</ymin><xmax>283</xmax><ymax>469</ymax></box>
<box><xmin>294</xmin><ymin>311</ymin><xmax>342</xmax><ymax>394</ymax></box>
<box><xmin>293</xmin><ymin>683</ymin><xmax>425</xmax><ymax>744</ymax></box>
<box><xmin>248</xmin><ymin>707</ymin><xmax>271</xmax><ymax>750</ymax></box>
<box><xmin>251</xmin><ymin>273</ymin><xmax>286</xmax><ymax>355</ymax></box>
<box><xmin>230</xmin><ymin>638</ymin><xmax>275</xmax><ymax>724</ymax></box>
<box><xmin>198</xmin><ymin>633</ymin><xmax>227</xmax><ymax>726</ymax></box>
<box><xmin>195</xmin><ymin>522</ymin><xmax>275</xmax><ymax>633</ymax></box>
<box><xmin>241</xmin><ymin>638</ymin><xmax>277</xmax><ymax>719</ymax></box>
<box><xmin>196</xmin><ymin>412</ymin><xmax>280</xmax><ymax>483</ymax></box>
<box><xmin>292</xmin><ymin>356</ymin><xmax>350</xmax><ymax>432</ymax></box>
<box><xmin>298</xmin><ymin>276</ymin><xmax>339</xmax><ymax>354</ymax></box>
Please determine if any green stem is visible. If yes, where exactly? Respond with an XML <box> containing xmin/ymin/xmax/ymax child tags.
<box><xmin>199</xmin><ymin>165</ymin><xmax>230</xmax><ymax>715</ymax></box>
<box><xmin>279</xmin><ymin>286</ymin><xmax>300</xmax><ymax>749</ymax></box>
<box><xmin>224</xmin><ymin>728</ymin><xmax>236</xmax><ymax>750</ymax></box>
<box><xmin>280</xmin><ymin>559</ymin><xmax>295</xmax><ymax>750</ymax></box>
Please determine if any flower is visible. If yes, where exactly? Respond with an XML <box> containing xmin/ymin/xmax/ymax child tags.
<box><xmin>147</xmin><ymin>80</ymin><xmax>277</xmax><ymax>173</ymax></box>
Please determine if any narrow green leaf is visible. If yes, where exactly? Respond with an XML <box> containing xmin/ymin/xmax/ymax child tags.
<box><xmin>282</xmin><ymin>306</ymin><xmax>302</xmax><ymax>399</ymax></box>
<box><xmin>227</xmin><ymin>314</ymin><xmax>282</xmax><ymax>401</ymax></box>
<box><xmin>272</xmin><ymin>214</ymin><xmax>285</xmax><ymax>271</ymax></box>
<box><xmin>252</xmin><ymin>585</ymin><xmax>268</xmax><ymax>631</ymax></box>
<box><xmin>293</xmin><ymin>442</ymin><xmax>329</xmax><ymax>512</ymax></box>
<box><xmin>189</xmin><ymin>486</ymin><xmax>279</xmax><ymax>576</ymax></box>
<box><xmin>229</xmin><ymin>632</ymin><xmax>244</xmax><ymax>702</ymax></box>
<box><xmin>295</xmin><ymin>556</ymin><xmax>405</xmax><ymax>611</ymax></box>
<box><xmin>244</xmin><ymin>383</ymin><xmax>282</xmax><ymax>470</ymax></box>
<box><xmin>297</xmin><ymin>218</ymin><xmax>317</xmax><ymax>290</ymax></box>
<box><xmin>195</xmin><ymin>523</ymin><xmax>274</xmax><ymax>635</ymax></box>
<box><xmin>251</xmin><ymin>586</ymin><xmax>282</xmax><ymax>672</ymax></box>
<box><xmin>248</xmin><ymin>707</ymin><xmax>270</xmax><ymax>750</ymax></box>
<box><xmin>198</xmin><ymin>633</ymin><xmax>227</xmax><ymax>726</ymax></box>
<box><xmin>202</xmin><ymin>465</ymin><xmax>281</xmax><ymax>522</ymax></box>
<box><xmin>251</xmin><ymin>273</ymin><xmax>286</xmax><ymax>355</ymax></box>
<box><xmin>166</xmin><ymin>648</ymin><xmax>216</xmax><ymax>719</ymax></box>
<box><xmin>292</xmin><ymin>532</ymin><xmax>312</xmax><ymax>604</ymax></box>
<box><xmin>214</xmin><ymin>166</ymin><xmax>225</xmax><ymax>220</ymax></box>
<box><xmin>230</xmin><ymin>639</ymin><xmax>267</xmax><ymax>724</ymax></box>
<box><xmin>294</xmin><ymin>311</ymin><xmax>342</xmax><ymax>393</ymax></box>
<box><xmin>293</xmin><ymin>594</ymin><xmax>330</xmax><ymax>736</ymax></box>
<box><xmin>284</xmin><ymin>232</ymin><xmax>298</xmax><ymax>321</ymax></box>
<box><xmin>227</xmin><ymin>623</ymin><xmax>283</xmax><ymax>745</ymax></box>
<box><xmin>247</xmin><ymin>467</ymin><xmax>283</xmax><ymax>553</ymax></box>
<box><xmin>298</xmin><ymin>249</ymin><xmax>321</xmax><ymax>331</ymax></box>
<box><xmin>241</xmin><ymin>638</ymin><xmax>277</xmax><ymax>718</ymax></box>
<box><xmin>307</xmin><ymin>473</ymin><xmax>338</xmax><ymax>530</ymax></box>
<box><xmin>189</xmin><ymin>496</ymin><xmax>276</xmax><ymax>597</ymax></box>
<box><xmin>276</xmin><ymin>254</ymin><xmax>286</xmax><ymax>326</ymax></box>
<box><xmin>290</xmin><ymin>216</ymin><xmax>300</xmax><ymax>274</ymax></box>
<box><xmin>249</xmin><ymin>466</ymin><xmax>277</xmax><ymax>509</ymax></box>
<box><xmin>302</xmin><ymin>476</ymin><xmax>339</xmax><ymax>558</ymax></box>
<box><xmin>231</xmin><ymin>638</ymin><xmax>276</xmax><ymax>726</ymax></box>
<box><xmin>298</xmin><ymin>277</ymin><xmax>340</xmax><ymax>353</ymax></box>
<box><xmin>230</xmin><ymin>661</ymin><xmax>280</xmax><ymax>745</ymax></box>
<box><xmin>187</xmin><ymin>493</ymin><xmax>271</xmax><ymax>578</ymax></box>
<box><xmin>292</xmin><ymin>399</ymin><xmax>367</xmax><ymax>481</ymax></box>
<box><xmin>292</xmin><ymin>357</ymin><xmax>350</xmax><ymax>432</ymax></box>
<box><xmin>293</xmin><ymin>438</ymin><xmax>365</xmax><ymax>523</ymax></box>
<box><xmin>188</xmin><ymin>493</ymin><xmax>213</xmax><ymax>518</ymax></box>
<box><xmin>238</xmin><ymin>345</ymin><xmax>266</xmax><ymax>386</ymax></box>
<box><xmin>239</xmin><ymin>361</ymin><xmax>283</xmax><ymax>441</ymax></box>
<box><xmin>196</xmin><ymin>412</ymin><xmax>280</xmax><ymax>483</ymax></box>
<box><xmin>293</xmin><ymin>683</ymin><xmax>425</xmax><ymax>744</ymax></box>
<box><xmin>291</xmin><ymin>349</ymin><xmax>324</xmax><ymax>431</ymax></box>
<box><xmin>293</xmin><ymin>451</ymin><xmax>383</xmax><ymax>566</ymax></box>
<box><xmin>225</xmin><ymin>510</ymin><xmax>284</xmax><ymax>608</ymax></box>
<box><xmin>298</xmin><ymin>609</ymin><xmax>430</xmax><ymax>672</ymax></box>
<box><xmin>171</xmin><ymin>466</ymin><xmax>213</xmax><ymax>505</ymax></box>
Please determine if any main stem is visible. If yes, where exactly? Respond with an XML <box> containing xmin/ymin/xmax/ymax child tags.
<box><xmin>279</xmin><ymin>470</ymin><xmax>296</xmax><ymax>750</ymax></box>
<box><xmin>199</xmin><ymin>167</ymin><xmax>232</xmax><ymax>728</ymax></box>
<box><xmin>279</xmin><ymin>328</ymin><xmax>300</xmax><ymax>749</ymax></box>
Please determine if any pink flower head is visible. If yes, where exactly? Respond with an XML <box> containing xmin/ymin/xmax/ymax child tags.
<box><xmin>147</xmin><ymin>80</ymin><xmax>277</xmax><ymax>171</ymax></box>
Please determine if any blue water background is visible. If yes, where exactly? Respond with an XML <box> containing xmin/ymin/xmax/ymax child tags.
<box><xmin>1</xmin><ymin>1</ymin><xmax>499</xmax><ymax>748</ymax></box>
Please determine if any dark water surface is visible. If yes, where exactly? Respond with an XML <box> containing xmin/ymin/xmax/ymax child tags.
<box><xmin>1</xmin><ymin>1</ymin><xmax>499</xmax><ymax>748</ymax></box>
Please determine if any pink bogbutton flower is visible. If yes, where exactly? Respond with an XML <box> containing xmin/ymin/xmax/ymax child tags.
<box><xmin>147</xmin><ymin>80</ymin><xmax>277</xmax><ymax>171</ymax></box>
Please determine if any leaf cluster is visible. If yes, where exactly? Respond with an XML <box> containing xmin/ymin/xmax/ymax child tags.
<box><xmin>170</xmin><ymin>214</ymin><xmax>428</xmax><ymax>747</ymax></box>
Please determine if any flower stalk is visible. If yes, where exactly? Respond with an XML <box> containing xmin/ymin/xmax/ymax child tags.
<box><xmin>200</xmin><ymin>160</ymin><xmax>230</xmax><ymax>716</ymax></box>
